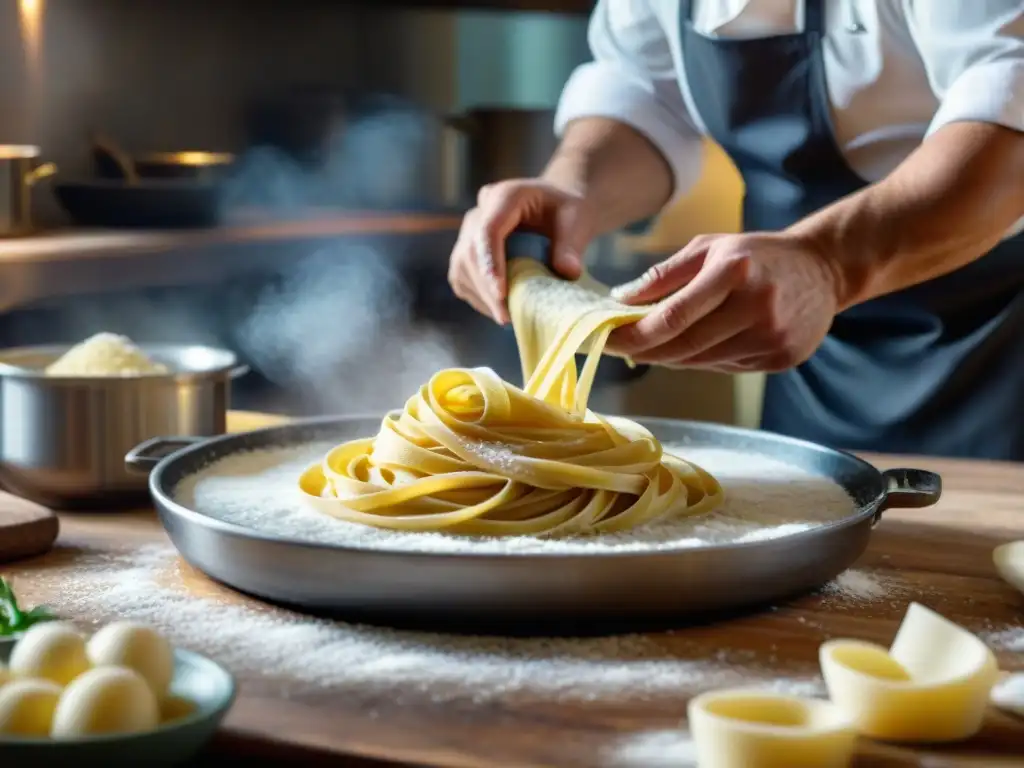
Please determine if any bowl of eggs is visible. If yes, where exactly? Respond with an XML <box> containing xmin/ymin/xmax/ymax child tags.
<box><xmin>0</xmin><ymin>619</ymin><xmax>235</xmax><ymax>763</ymax></box>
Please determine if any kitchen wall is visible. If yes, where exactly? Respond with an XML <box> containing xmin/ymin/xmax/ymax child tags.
<box><xmin>0</xmin><ymin>0</ymin><xmax>760</xmax><ymax>425</ymax></box>
<box><xmin>455</xmin><ymin>11</ymin><xmax>590</xmax><ymax>108</ymax></box>
<box><xmin>0</xmin><ymin>0</ymin><xmax>460</xmax><ymax>224</ymax></box>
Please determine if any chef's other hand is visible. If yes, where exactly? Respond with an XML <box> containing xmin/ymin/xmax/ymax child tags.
<box><xmin>607</xmin><ymin>233</ymin><xmax>842</xmax><ymax>373</ymax></box>
<box><xmin>448</xmin><ymin>179</ymin><xmax>591</xmax><ymax>325</ymax></box>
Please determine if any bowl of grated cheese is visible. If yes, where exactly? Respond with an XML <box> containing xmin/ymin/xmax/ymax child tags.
<box><xmin>0</xmin><ymin>334</ymin><xmax>248</xmax><ymax>509</ymax></box>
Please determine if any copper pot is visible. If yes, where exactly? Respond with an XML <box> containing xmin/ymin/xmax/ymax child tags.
<box><xmin>0</xmin><ymin>145</ymin><xmax>57</xmax><ymax>237</ymax></box>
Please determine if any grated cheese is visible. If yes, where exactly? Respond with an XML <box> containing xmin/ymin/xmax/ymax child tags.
<box><xmin>45</xmin><ymin>333</ymin><xmax>168</xmax><ymax>377</ymax></box>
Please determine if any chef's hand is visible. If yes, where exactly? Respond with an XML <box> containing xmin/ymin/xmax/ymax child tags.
<box><xmin>448</xmin><ymin>179</ymin><xmax>592</xmax><ymax>324</ymax></box>
<box><xmin>607</xmin><ymin>233</ymin><xmax>842</xmax><ymax>373</ymax></box>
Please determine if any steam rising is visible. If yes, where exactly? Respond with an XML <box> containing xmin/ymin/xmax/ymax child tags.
<box><xmin>31</xmin><ymin>94</ymin><xmax>462</xmax><ymax>415</ymax></box>
<box><xmin>218</xmin><ymin>97</ymin><xmax>461</xmax><ymax>413</ymax></box>
<box><xmin>41</xmin><ymin>244</ymin><xmax>460</xmax><ymax>415</ymax></box>
<box><xmin>237</xmin><ymin>245</ymin><xmax>458</xmax><ymax>414</ymax></box>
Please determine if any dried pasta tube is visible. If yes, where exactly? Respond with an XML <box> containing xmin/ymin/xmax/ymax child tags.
<box><xmin>819</xmin><ymin>602</ymin><xmax>1000</xmax><ymax>743</ymax></box>
<box><xmin>688</xmin><ymin>688</ymin><xmax>856</xmax><ymax>768</ymax></box>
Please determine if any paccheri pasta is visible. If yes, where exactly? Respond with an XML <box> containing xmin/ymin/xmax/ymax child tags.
<box><xmin>688</xmin><ymin>603</ymin><xmax>1002</xmax><ymax>767</ymax></box>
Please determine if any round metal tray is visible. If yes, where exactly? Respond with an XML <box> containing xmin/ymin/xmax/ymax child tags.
<box><xmin>126</xmin><ymin>416</ymin><xmax>941</xmax><ymax>627</ymax></box>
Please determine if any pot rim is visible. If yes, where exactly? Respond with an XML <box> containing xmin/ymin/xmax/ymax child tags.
<box><xmin>134</xmin><ymin>151</ymin><xmax>235</xmax><ymax>166</ymax></box>
<box><xmin>0</xmin><ymin>343</ymin><xmax>246</xmax><ymax>384</ymax></box>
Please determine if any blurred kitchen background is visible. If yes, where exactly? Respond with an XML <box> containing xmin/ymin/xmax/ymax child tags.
<box><xmin>0</xmin><ymin>0</ymin><xmax>762</xmax><ymax>426</ymax></box>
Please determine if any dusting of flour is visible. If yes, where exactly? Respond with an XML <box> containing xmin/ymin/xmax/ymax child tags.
<box><xmin>31</xmin><ymin>544</ymin><xmax>826</xmax><ymax>709</ymax></box>
<box><xmin>173</xmin><ymin>442</ymin><xmax>856</xmax><ymax>554</ymax></box>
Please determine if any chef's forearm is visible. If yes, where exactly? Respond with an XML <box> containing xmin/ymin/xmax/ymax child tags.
<box><xmin>542</xmin><ymin>117</ymin><xmax>675</xmax><ymax>237</ymax></box>
<box><xmin>788</xmin><ymin>122</ymin><xmax>1024</xmax><ymax>310</ymax></box>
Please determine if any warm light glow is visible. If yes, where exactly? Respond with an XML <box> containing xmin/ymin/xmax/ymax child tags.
<box><xmin>18</xmin><ymin>0</ymin><xmax>46</xmax><ymax>138</ymax></box>
<box><xmin>143</xmin><ymin>151</ymin><xmax>235</xmax><ymax>166</ymax></box>
<box><xmin>0</xmin><ymin>145</ymin><xmax>41</xmax><ymax>160</ymax></box>
<box><xmin>18</xmin><ymin>0</ymin><xmax>45</xmax><ymax>58</ymax></box>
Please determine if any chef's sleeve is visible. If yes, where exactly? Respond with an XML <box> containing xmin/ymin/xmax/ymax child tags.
<box><xmin>554</xmin><ymin>0</ymin><xmax>704</xmax><ymax>204</ymax></box>
<box><xmin>906</xmin><ymin>0</ymin><xmax>1024</xmax><ymax>138</ymax></box>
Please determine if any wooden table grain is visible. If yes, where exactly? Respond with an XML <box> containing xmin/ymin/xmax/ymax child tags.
<box><xmin>5</xmin><ymin>412</ymin><xmax>1024</xmax><ymax>767</ymax></box>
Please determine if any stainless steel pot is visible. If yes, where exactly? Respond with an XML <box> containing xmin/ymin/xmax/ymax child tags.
<box><xmin>0</xmin><ymin>145</ymin><xmax>57</xmax><ymax>237</ymax></box>
<box><xmin>444</xmin><ymin>107</ymin><xmax>558</xmax><ymax>201</ymax></box>
<box><xmin>0</xmin><ymin>344</ymin><xmax>248</xmax><ymax>509</ymax></box>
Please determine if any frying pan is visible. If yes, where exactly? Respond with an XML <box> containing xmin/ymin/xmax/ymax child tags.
<box><xmin>125</xmin><ymin>415</ymin><xmax>941</xmax><ymax>628</ymax></box>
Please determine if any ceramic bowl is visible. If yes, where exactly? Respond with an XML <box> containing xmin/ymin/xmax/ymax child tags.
<box><xmin>0</xmin><ymin>641</ymin><xmax>236</xmax><ymax>765</ymax></box>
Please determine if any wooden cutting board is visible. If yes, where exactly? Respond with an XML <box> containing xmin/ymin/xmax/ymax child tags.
<box><xmin>0</xmin><ymin>491</ymin><xmax>59</xmax><ymax>563</ymax></box>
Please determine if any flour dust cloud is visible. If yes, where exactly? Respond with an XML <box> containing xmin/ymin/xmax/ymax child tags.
<box><xmin>235</xmin><ymin>245</ymin><xmax>457</xmax><ymax>414</ymax></box>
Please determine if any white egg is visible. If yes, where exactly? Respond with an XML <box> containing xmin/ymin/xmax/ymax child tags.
<box><xmin>0</xmin><ymin>678</ymin><xmax>62</xmax><ymax>736</ymax></box>
<box><xmin>86</xmin><ymin>621</ymin><xmax>173</xmax><ymax>696</ymax></box>
<box><xmin>9</xmin><ymin>622</ymin><xmax>90</xmax><ymax>686</ymax></box>
<box><xmin>51</xmin><ymin>666</ymin><xmax>159</xmax><ymax>738</ymax></box>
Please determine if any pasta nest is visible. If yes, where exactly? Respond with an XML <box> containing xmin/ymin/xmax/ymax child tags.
<box><xmin>299</xmin><ymin>366</ymin><xmax>723</xmax><ymax>536</ymax></box>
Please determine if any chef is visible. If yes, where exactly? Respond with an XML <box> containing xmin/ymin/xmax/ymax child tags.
<box><xmin>447</xmin><ymin>0</ymin><xmax>1024</xmax><ymax>460</ymax></box>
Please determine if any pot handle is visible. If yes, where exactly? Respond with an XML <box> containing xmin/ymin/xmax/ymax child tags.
<box><xmin>229</xmin><ymin>363</ymin><xmax>250</xmax><ymax>379</ymax></box>
<box><xmin>125</xmin><ymin>436</ymin><xmax>203</xmax><ymax>473</ymax></box>
<box><xmin>873</xmin><ymin>468</ymin><xmax>942</xmax><ymax>523</ymax></box>
<box><xmin>26</xmin><ymin>162</ymin><xmax>58</xmax><ymax>186</ymax></box>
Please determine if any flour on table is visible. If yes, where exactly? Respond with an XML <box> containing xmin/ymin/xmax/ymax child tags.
<box><xmin>29</xmin><ymin>544</ymin><xmax>826</xmax><ymax>713</ymax></box>
<box><xmin>983</xmin><ymin>627</ymin><xmax>1024</xmax><ymax>653</ymax></box>
<box><xmin>821</xmin><ymin>569</ymin><xmax>892</xmax><ymax>602</ymax></box>
<box><xmin>605</xmin><ymin>729</ymin><xmax>698</xmax><ymax>768</ymax></box>
<box><xmin>173</xmin><ymin>442</ymin><xmax>857</xmax><ymax>554</ymax></box>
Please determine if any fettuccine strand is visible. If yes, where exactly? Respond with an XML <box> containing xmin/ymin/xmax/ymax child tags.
<box><xmin>298</xmin><ymin>257</ymin><xmax>723</xmax><ymax>537</ymax></box>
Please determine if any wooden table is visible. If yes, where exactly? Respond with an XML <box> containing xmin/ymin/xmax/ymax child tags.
<box><xmin>6</xmin><ymin>411</ymin><xmax>1024</xmax><ymax>767</ymax></box>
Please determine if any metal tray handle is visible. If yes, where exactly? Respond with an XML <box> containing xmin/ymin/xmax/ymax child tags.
<box><xmin>875</xmin><ymin>468</ymin><xmax>942</xmax><ymax>522</ymax></box>
<box><xmin>125</xmin><ymin>436</ymin><xmax>204</xmax><ymax>473</ymax></box>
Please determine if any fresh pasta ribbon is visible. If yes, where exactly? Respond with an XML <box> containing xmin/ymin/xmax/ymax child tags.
<box><xmin>688</xmin><ymin>689</ymin><xmax>856</xmax><ymax>768</ymax></box>
<box><xmin>299</xmin><ymin>257</ymin><xmax>723</xmax><ymax>537</ymax></box>
<box><xmin>819</xmin><ymin>602</ymin><xmax>1000</xmax><ymax>743</ymax></box>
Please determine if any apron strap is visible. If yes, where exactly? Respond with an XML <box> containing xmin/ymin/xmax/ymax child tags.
<box><xmin>804</xmin><ymin>0</ymin><xmax>825</xmax><ymax>35</ymax></box>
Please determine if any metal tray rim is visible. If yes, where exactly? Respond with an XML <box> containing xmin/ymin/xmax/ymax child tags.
<box><xmin>148</xmin><ymin>414</ymin><xmax>888</xmax><ymax>562</ymax></box>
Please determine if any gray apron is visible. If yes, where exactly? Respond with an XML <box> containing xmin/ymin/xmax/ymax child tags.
<box><xmin>679</xmin><ymin>0</ymin><xmax>1024</xmax><ymax>460</ymax></box>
